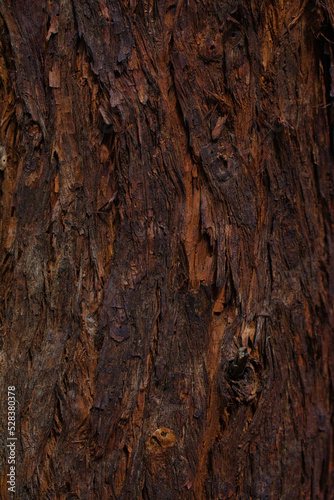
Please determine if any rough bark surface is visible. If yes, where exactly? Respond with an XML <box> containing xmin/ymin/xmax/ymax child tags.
<box><xmin>0</xmin><ymin>0</ymin><xmax>333</xmax><ymax>499</ymax></box>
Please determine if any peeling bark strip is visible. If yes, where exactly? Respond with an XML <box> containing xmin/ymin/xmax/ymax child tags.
<box><xmin>0</xmin><ymin>0</ymin><xmax>333</xmax><ymax>498</ymax></box>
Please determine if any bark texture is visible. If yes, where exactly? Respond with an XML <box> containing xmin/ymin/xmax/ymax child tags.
<box><xmin>0</xmin><ymin>0</ymin><xmax>333</xmax><ymax>498</ymax></box>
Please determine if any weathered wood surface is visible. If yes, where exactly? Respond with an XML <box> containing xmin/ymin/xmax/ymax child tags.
<box><xmin>0</xmin><ymin>0</ymin><xmax>333</xmax><ymax>498</ymax></box>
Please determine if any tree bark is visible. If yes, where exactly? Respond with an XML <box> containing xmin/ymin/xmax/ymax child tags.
<box><xmin>0</xmin><ymin>0</ymin><xmax>333</xmax><ymax>498</ymax></box>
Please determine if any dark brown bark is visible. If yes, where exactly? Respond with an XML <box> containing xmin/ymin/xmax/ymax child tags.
<box><xmin>0</xmin><ymin>0</ymin><xmax>333</xmax><ymax>498</ymax></box>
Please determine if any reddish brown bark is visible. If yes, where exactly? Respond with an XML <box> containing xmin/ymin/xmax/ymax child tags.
<box><xmin>0</xmin><ymin>0</ymin><xmax>333</xmax><ymax>499</ymax></box>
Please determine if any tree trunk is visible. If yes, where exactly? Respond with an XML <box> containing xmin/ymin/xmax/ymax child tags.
<box><xmin>0</xmin><ymin>1</ymin><xmax>333</xmax><ymax>498</ymax></box>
